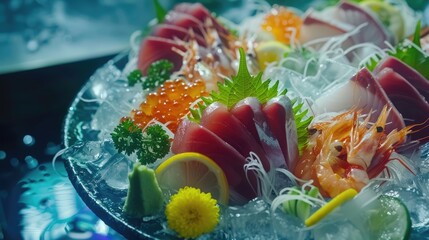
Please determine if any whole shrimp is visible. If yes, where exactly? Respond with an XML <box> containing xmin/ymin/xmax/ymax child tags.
<box><xmin>294</xmin><ymin>106</ymin><xmax>415</xmax><ymax>197</ymax></box>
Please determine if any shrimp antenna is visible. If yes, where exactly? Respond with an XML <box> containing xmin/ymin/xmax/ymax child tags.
<box><xmin>408</xmin><ymin>117</ymin><xmax>429</xmax><ymax>134</ymax></box>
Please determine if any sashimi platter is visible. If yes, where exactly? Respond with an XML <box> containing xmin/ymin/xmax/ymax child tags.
<box><xmin>62</xmin><ymin>0</ymin><xmax>429</xmax><ymax>239</ymax></box>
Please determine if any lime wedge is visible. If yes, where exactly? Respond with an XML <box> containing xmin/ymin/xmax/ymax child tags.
<box><xmin>367</xmin><ymin>195</ymin><xmax>411</xmax><ymax>240</ymax></box>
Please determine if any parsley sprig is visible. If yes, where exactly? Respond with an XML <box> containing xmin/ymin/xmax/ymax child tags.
<box><xmin>111</xmin><ymin>119</ymin><xmax>170</xmax><ymax>164</ymax></box>
<box><xmin>144</xmin><ymin>59</ymin><xmax>174</xmax><ymax>90</ymax></box>
<box><xmin>111</xmin><ymin>119</ymin><xmax>143</xmax><ymax>155</ymax></box>
<box><xmin>137</xmin><ymin>124</ymin><xmax>170</xmax><ymax>164</ymax></box>
<box><xmin>127</xmin><ymin>59</ymin><xmax>174</xmax><ymax>90</ymax></box>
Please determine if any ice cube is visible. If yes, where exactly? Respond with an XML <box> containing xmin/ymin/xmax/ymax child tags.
<box><xmin>271</xmin><ymin>210</ymin><xmax>309</xmax><ymax>240</ymax></box>
<box><xmin>90</xmin><ymin>80</ymin><xmax>143</xmax><ymax>139</ymax></box>
<box><xmin>100</xmin><ymin>153</ymin><xmax>133</xmax><ymax>190</ymax></box>
<box><xmin>418</xmin><ymin>142</ymin><xmax>429</xmax><ymax>173</ymax></box>
<box><xmin>63</xmin><ymin>140</ymin><xmax>119</xmax><ymax>172</ymax></box>
<box><xmin>225</xmin><ymin>198</ymin><xmax>277</xmax><ymax>240</ymax></box>
<box><xmin>90</xmin><ymin>64</ymin><xmax>122</xmax><ymax>99</ymax></box>
<box><xmin>312</xmin><ymin>214</ymin><xmax>365</xmax><ymax>240</ymax></box>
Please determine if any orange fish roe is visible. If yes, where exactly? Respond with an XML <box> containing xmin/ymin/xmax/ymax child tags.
<box><xmin>132</xmin><ymin>78</ymin><xmax>208</xmax><ymax>132</ymax></box>
<box><xmin>261</xmin><ymin>6</ymin><xmax>302</xmax><ymax>44</ymax></box>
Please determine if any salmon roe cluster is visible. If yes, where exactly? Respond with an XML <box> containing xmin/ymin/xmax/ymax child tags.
<box><xmin>132</xmin><ymin>78</ymin><xmax>207</xmax><ymax>132</ymax></box>
<box><xmin>261</xmin><ymin>6</ymin><xmax>303</xmax><ymax>44</ymax></box>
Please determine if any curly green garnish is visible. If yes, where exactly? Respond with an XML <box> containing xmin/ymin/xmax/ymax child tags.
<box><xmin>128</xmin><ymin>70</ymin><xmax>143</xmax><ymax>87</ymax></box>
<box><xmin>127</xmin><ymin>59</ymin><xmax>174</xmax><ymax>90</ymax></box>
<box><xmin>111</xmin><ymin>118</ymin><xmax>143</xmax><ymax>155</ymax></box>
<box><xmin>137</xmin><ymin>124</ymin><xmax>170</xmax><ymax>165</ymax></box>
<box><xmin>143</xmin><ymin>59</ymin><xmax>174</xmax><ymax>90</ymax></box>
<box><xmin>111</xmin><ymin>120</ymin><xmax>170</xmax><ymax>164</ymax></box>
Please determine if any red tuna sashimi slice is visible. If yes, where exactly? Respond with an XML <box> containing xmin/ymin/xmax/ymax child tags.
<box><xmin>173</xmin><ymin>2</ymin><xmax>228</xmax><ymax>36</ymax></box>
<box><xmin>375</xmin><ymin>68</ymin><xmax>429</xmax><ymax>142</ymax></box>
<box><xmin>374</xmin><ymin>56</ymin><xmax>429</xmax><ymax>100</ymax></box>
<box><xmin>263</xmin><ymin>96</ymin><xmax>299</xmax><ymax>171</ymax></box>
<box><xmin>313</xmin><ymin>68</ymin><xmax>405</xmax><ymax>134</ymax></box>
<box><xmin>200</xmin><ymin>102</ymin><xmax>270</xmax><ymax>172</ymax></box>
<box><xmin>334</xmin><ymin>1</ymin><xmax>393</xmax><ymax>47</ymax></box>
<box><xmin>171</xmin><ymin>119</ymin><xmax>257</xmax><ymax>201</ymax></box>
<box><xmin>165</xmin><ymin>11</ymin><xmax>205</xmax><ymax>37</ymax></box>
<box><xmin>152</xmin><ymin>24</ymin><xmax>207</xmax><ymax>47</ymax></box>
<box><xmin>231</xmin><ymin>102</ymin><xmax>260</xmax><ymax>142</ymax></box>
<box><xmin>299</xmin><ymin>10</ymin><xmax>354</xmax><ymax>49</ymax></box>
<box><xmin>231</xmin><ymin>97</ymin><xmax>287</xmax><ymax>169</ymax></box>
<box><xmin>137</xmin><ymin>36</ymin><xmax>185</xmax><ymax>74</ymax></box>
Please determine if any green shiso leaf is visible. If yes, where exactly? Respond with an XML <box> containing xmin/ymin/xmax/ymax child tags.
<box><xmin>153</xmin><ymin>0</ymin><xmax>167</xmax><ymax>23</ymax></box>
<box><xmin>210</xmin><ymin>48</ymin><xmax>286</xmax><ymax>108</ymax></box>
<box><xmin>187</xmin><ymin>48</ymin><xmax>311</xmax><ymax>154</ymax></box>
<box><xmin>292</xmin><ymin>100</ymin><xmax>313</xmax><ymax>155</ymax></box>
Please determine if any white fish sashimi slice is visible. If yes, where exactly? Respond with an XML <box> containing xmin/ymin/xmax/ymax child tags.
<box><xmin>333</xmin><ymin>1</ymin><xmax>394</xmax><ymax>47</ymax></box>
<box><xmin>312</xmin><ymin>68</ymin><xmax>405</xmax><ymax>134</ymax></box>
<box><xmin>299</xmin><ymin>9</ymin><xmax>355</xmax><ymax>49</ymax></box>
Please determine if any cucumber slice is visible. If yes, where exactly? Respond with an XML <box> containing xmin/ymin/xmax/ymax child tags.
<box><xmin>367</xmin><ymin>195</ymin><xmax>411</xmax><ymax>240</ymax></box>
<box><xmin>282</xmin><ymin>186</ymin><xmax>320</xmax><ymax>221</ymax></box>
<box><xmin>296</xmin><ymin>186</ymin><xmax>319</xmax><ymax>221</ymax></box>
<box><xmin>282</xmin><ymin>187</ymin><xmax>299</xmax><ymax>217</ymax></box>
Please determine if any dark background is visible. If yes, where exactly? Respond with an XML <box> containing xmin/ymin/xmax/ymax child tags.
<box><xmin>0</xmin><ymin>55</ymin><xmax>116</xmax><ymax>238</ymax></box>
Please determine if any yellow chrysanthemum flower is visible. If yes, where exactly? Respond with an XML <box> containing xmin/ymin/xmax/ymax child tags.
<box><xmin>165</xmin><ymin>187</ymin><xmax>220</xmax><ymax>238</ymax></box>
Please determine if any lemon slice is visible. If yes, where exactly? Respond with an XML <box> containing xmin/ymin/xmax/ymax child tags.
<box><xmin>255</xmin><ymin>41</ymin><xmax>291</xmax><ymax>70</ymax></box>
<box><xmin>360</xmin><ymin>0</ymin><xmax>405</xmax><ymax>41</ymax></box>
<box><xmin>155</xmin><ymin>152</ymin><xmax>229</xmax><ymax>205</ymax></box>
<box><xmin>305</xmin><ymin>188</ymin><xmax>358</xmax><ymax>227</ymax></box>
